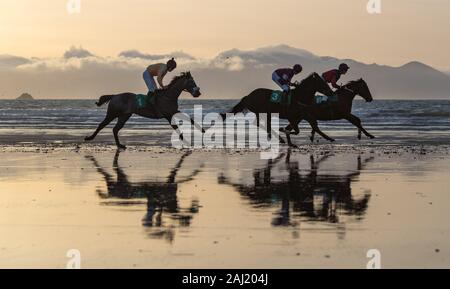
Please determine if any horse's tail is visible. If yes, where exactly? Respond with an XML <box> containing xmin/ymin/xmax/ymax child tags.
<box><xmin>220</xmin><ymin>96</ymin><xmax>249</xmax><ymax>120</ymax></box>
<box><xmin>231</xmin><ymin>97</ymin><xmax>249</xmax><ymax>113</ymax></box>
<box><xmin>95</xmin><ymin>94</ymin><xmax>114</xmax><ymax>107</ymax></box>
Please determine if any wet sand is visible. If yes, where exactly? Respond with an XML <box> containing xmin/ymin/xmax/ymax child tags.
<box><xmin>1</xmin><ymin>144</ymin><xmax>450</xmax><ymax>268</ymax></box>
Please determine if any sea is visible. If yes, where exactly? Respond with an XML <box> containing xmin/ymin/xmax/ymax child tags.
<box><xmin>0</xmin><ymin>99</ymin><xmax>450</xmax><ymax>146</ymax></box>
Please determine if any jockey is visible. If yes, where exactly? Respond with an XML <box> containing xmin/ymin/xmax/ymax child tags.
<box><xmin>143</xmin><ymin>58</ymin><xmax>177</xmax><ymax>96</ymax></box>
<box><xmin>322</xmin><ymin>63</ymin><xmax>350</xmax><ymax>90</ymax></box>
<box><xmin>272</xmin><ymin>64</ymin><xmax>303</xmax><ymax>92</ymax></box>
<box><xmin>272</xmin><ymin>64</ymin><xmax>303</xmax><ymax>104</ymax></box>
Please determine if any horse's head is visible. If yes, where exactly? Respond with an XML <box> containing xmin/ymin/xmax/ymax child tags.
<box><xmin>298</xmin><ymin>72</ymin><xmax>334</xmax><ymax>97</ymax></box>
<box><xmin>170</xmin><ymin>71</ymin><xmax>201</xmax><ymax>98</ymax></box>
<box><xmin>345</xmin><ymin>78</ymin><xmax>373</xmax><ymax>102</ymax></box>
<box><xmin>184</xmin><ymin>71</ymin><xmax>201</xmax><ymax>98</ymax></box>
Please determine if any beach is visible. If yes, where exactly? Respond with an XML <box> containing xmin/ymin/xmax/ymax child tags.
<box><xmin>1</xmin><ymin>144</ymin><xmax>449</xmax><ymax>268</ymax></box>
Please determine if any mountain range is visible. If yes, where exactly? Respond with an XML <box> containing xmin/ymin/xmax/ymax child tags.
<box><xmin>192</xmin><ymin>45</ymin><xmax>450</xmax><ymax>99</ymax></box>
<box><xmin>0</xmin><ymin>45</ymin><xmax>449</xmax><ymax>99</ymax></box>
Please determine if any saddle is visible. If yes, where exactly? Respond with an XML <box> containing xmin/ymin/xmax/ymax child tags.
<box><xmin>314</xmin><ymin>94</ymin><xmax>338</xmax><ymax>105</ymax></box>
<box><xmin>135</xmin><ymin>93</ymin><xmax>156</xmax><ymax>108</ymax></box>
<box><xmin>269</xmin><ymin>90</ymin><xmax>292</xmax><ymax>106</ymax></box>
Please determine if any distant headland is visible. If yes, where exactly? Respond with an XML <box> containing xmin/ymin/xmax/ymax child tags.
<box><xmin>16</xmin><ymin>93</ymin><xmax>34</xmax><ymax>100</ymax></box>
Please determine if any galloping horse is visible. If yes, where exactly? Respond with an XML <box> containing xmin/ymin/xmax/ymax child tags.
<box><xmin>85</xmin><ymin>72</ymin><xmax>202</xmax><ymax>149</ymax></box>
<box><xmin>223</xmin><ymin>73</ymin><xmax>336</xmax><ymax>146</ymax></box>
<box><xmin>284</xmin><ymin>78</ymin><xmax>375</xmax><ymax>143</ymax></box>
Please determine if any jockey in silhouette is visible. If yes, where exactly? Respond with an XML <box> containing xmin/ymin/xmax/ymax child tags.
<box><xmin>272</xmin><ymin>64</ymin><xmax>303</xmax><ymax>104</ymax></box>
<box><xmin>143</xmin><ymin>58</ymin><xmax>177</xmax><ymax>96</ymax></box>
<box><xmin>322</xmin><ymin>63</ymin><xmax>350</xmax><ymax>91</ymax></box>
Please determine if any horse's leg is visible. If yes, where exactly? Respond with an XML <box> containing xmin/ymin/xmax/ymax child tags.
<box><xmin>85</xmin><ymin>113</ymin><xmax>117</xmax><ymax>141</ymax></box>
<box><xmin>166</xmin><ymin>116</ymin><xmax>185</xmax><ymax>142</ymax></box>
<box><xmin>305</xmin><ymin>117</ymin><xmax>335</xmax><ymax>142</ymax></box>
<box><xmin>254</xmin><ymin>113</ymin><xmax>286</xmax><ymax>145</ymax></box>
<box><xmin>310</xmin><ymin>129</ymin><xmax>316</xmax><ymax>143</ymax></box>
<box><xmin>190</xmin><ymin>117</ymin><xmax>206</xmax><ymax>134</ymax></box>
<box><xmin>267</xmin><ymin>115</ymin><xmax>271</xmax><ymax>139</ymax></box>
<box><xmin>284</xmin><ymin>118</ymin><xmax>301</xmax><ymax>148</ymax></box>
<box><xmin>284</xmin><ymin>129</ymin><xmax>294</xmax><ymax>147</ymax></box>
<box><xmin>113</xmin><ymin>114</ymin><xmax>132</xmax><ymax>149</ymax></box>
<box><xmin>345</xmin><ymin>114</ymin><xmax>375</xmax><ymax>139</ymax></box>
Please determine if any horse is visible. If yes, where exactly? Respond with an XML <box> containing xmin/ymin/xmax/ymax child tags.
<box><xmin>222</xmin><ymin>73</ymin><xmax>336</xmax><ymax>146</ymax></box>
<box><xmin>283</xmin><ymin>78</ymin><xmax>375</xmax><ymax>143</ymax></box>
<box><xmin>85</xmin><ymin>72</ymin><xmax>202</xmax><ymax>149</ymax></box>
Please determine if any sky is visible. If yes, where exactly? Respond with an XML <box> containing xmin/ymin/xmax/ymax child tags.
<box><xmin>0</xmin><ymin>0</ymin><xmax>449</xmax><ymax>69</ymax></box>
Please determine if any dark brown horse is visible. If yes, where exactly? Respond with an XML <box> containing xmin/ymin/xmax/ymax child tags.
<box><xmin>85</xmin><ymin>72</ymin><xmax>202</xmax><ymax>149</ymax></box>
<box><xmin>222</xmin><ymin>73</ymin><xmax>336</xmax><ymax>146</ymax></box>
<box><xmin>283</xmin><ymin>78</ymin><xmax>374</xmax><ymax>143</ymax></box>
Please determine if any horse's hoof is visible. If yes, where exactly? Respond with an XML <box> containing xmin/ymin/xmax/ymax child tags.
<box><xmin>369</xmin><ymin>135</ymin><xmax>376</xmax><ymax>139</ymax></box>
<box><xmin>84</xmin><ymin>136</ymin><xmax>93</xmax><ymax>141</ymax></box>
<box><xmin>329</xmin><ymin>139</ymin><xmax>336</xmax><ymax>143</ymax></box>
<box><xmin>310</xmin><ymin>137</ymin><xmax>314</xmax><ymax>143</ymax></box>
<box><xmin>117</xmin><ymin>144</ymin><xmax>127</xmax><ymax>150</ymax></box>
<box><xmin>289</xmin><ymin>144</ymin><xmax>299</xmax><ymax>149</ymax></box>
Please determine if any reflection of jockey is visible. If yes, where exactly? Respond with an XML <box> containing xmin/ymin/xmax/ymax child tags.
<box><xmin>143</xmin><ymin>58</ymin><xmax>177</xmax><ymax>96</ymax></box>
<box><xmin>322</xmin><ymin>63</ymin><xmax>349</xmax><ymax>90</ymax></box>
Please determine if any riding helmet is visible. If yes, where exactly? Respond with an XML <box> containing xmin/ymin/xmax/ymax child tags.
<box><xmin>293</xmin><ymin>64</ymin><xmax>303</xmax><ymax>73</ymax></box>
<box><xmin>339</xmin><ymin>63</ymin><xmax>350</xmax><ymax>72</ymax></box>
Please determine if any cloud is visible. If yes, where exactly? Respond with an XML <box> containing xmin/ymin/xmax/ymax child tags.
<box><xmin>0</xmin><ymin>45</ymin><xmax>449</xmax><ymax>99</ymax></box>
<box><xmin>0</xmin><ymin>55</ymin><xmax>31</xmax><ymax>69</ymax></box>
<box><xmin>119</xmin><ymin>50</ymin><xmax>196</xmax><ymax>61</ymax></box>
<box><xmin>63</xmin><ymin>46</ymin><xmax>95</xmax><ymax>59</ymax></box>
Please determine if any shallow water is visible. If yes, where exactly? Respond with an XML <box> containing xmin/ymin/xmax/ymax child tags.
<box><xmin>0</xmin><ymin>148</ymin><xmax>449</xmax><ymax>268</ymax></box>
<box><xmin>1</xmin><ymin>99</ymin><xmax>450</xmax><ymax>145</ymax></box>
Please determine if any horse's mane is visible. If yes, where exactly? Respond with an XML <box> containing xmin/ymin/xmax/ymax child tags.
<box><xmin>165</xmin><ymin>71</ymin><xmax>191</xmax><ymax>89</ymax></box>
<box><xmin>344</xmin><ymin>78</ymin><xmax>364</xmax><ymax>87</ymax></box>
<box><xmin>297</xmin><ymin>72</ymin><xmax>320</xmax><ymax>86</ymax></box>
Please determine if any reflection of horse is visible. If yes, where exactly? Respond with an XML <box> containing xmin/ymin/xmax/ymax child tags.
<box><xmin>218</xmin><ymin>150</ymin><xmax>373</xmax><ymax>229</ymax></box>
<box><xmin>86</xmin><ymin>150</ymin><xmax>201</xmax><ymax>242</ymax></box>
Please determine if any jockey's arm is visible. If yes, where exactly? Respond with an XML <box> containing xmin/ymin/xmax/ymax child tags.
<box><xmin>282</xmin><ymin>74</ymin><xmax>295</xmax><ymax>87</ymax></box>
<box><xmin>330</xmin><ymin>76</ymin><xmax>340</xmax><ymax>89</ymax></box>
<box><xmin>157</xmin><ymin>69</ymin><xmax>168</xmax><ymax>89</ymax></box>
